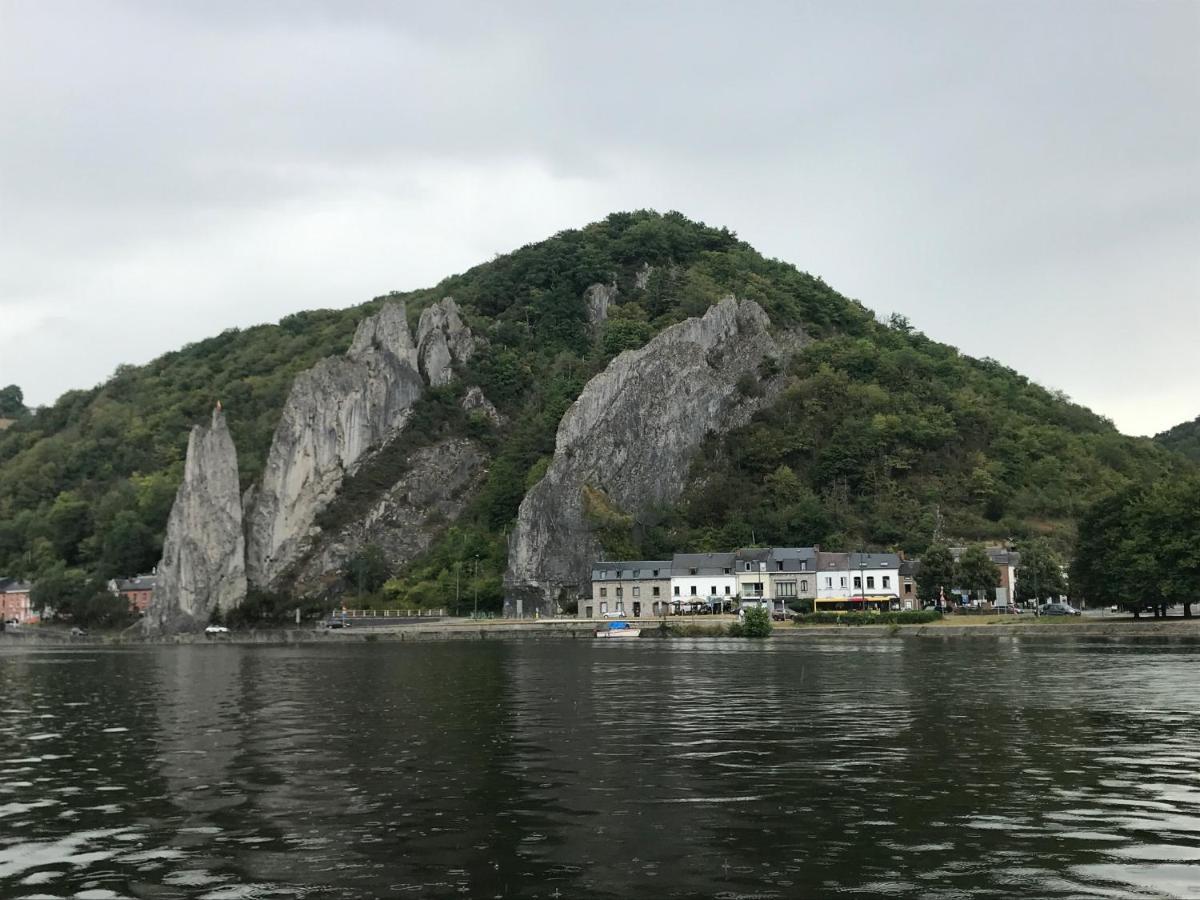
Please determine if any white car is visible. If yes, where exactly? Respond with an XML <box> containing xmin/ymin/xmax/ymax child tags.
<box><xmin>204</xmin><ymin>625</ymin><xmax>230</xmax><ymax>634</ymax></box>
<box><xmin>601</xmin><ymin>609</ymin><xmax>628</xmax><ymax>619</ymax></box>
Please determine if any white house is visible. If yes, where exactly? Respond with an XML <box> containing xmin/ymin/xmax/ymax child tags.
<box><xmin>847</xmin><ymin>552</ymin><xmax>901</xmax><ymax>608</ymax></box>
<box><xmin>815</xmin><ymin>551</ymin><xmax>851</xmax><ymax>605</ymax></box>
<box><xmin>670</xmin><ymin>552</ymin><xmax>737</xmax><ymax>612</ymax></box>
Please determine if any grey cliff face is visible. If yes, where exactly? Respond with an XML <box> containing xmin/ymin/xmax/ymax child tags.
<box><xmin>504</xmin><ymin>297</ymin><xmax>799</xmax><ymax>616</ymax></box>
<box><xmin>584</xmin><ymin>282</ymin><xmax>617</xmax><ymax>332</ymax></box>
<box><xmin>417</xmin><ymin>297</ymin><xmax>475</xmax><ymax>387</ymax></box>
<box><xmin>289</xmin><ymin>437</ymin><xmax>489</xmax><ymax>597</ymax></box>
<box><xmin>461</xmin><ymin>386</ymin><xmax>503</xmax><ymax>426</ymax></box>
<box><xmin>145</xmin><ymin>407</ymin><xmax>247</xmax><ymax>632</ymax></box>
<box><xmin>244</xmin><ymin>302</ymin><xmax>425</xmax><ymax>590</ymax></box>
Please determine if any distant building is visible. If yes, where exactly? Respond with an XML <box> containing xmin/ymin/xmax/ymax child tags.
<box><xmin>109</xmin><ymin>573</ymin><xmax>158</xmax><ymax>614</ymax></box>
<box><xmin>899</xmin><ymin>559</ymin><xmax>919</xmax><ymax>610</ymax></box>
<box><xmin>584</xmin><ymin>561</ymin><xmax>671</xmax><ymax>619</ymax></box>
<box><xmin>766</xmin><ymin>547</ymin><xmax>818</xmax><ymax>610</ymax></box>
<box><xmin>0</xmin><ymin>578</ymin><xmax>35</xmax><ymax>624</ymax></box>
<box><xmin>670</xmin><ymin>552</ymin><xmax>736</xmax><ymax>613</ymax></box>
<box><xmin>949</xmin><ymin>546</ymin><xmax>1020</xmax><ymax>606</ymax></box>
<box><xmin>815</xmin><ymin>551</ymin><xmax>851</xmax><ymax>606</ymax></box>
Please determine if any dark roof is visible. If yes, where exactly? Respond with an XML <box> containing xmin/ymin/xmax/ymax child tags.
<box><xmin>591</xmin><ymin>561</ymin><xmax>672</xmax><ymax>579</ymax></box>
<box><xmin>899</xmin><ymin>559</ymin><xmax>919</xmax><ymax>576</ymax></box>
<box><xmin>114</xmin><ymin>574</ymin><xmax>158</xmax><ymax>591</ymax></box>
<box><xmin>734</xmin><ymin>548</ymin><xmax>771</xmax><ymax>563</ymax></box>
<box><xmin>816</xmin><ymin>551</ymin><xmax>850</xmax><ymax>570</ymax></box>
<box><xmin>848</xmin><ymin>552</ymin><xmax>900</xmax><ymax>570</ymax></box>
<box><xmin>0</xmin><ymin>578</ymin><xmax>32</xmax><ymax>592</ymax></box>
<box><xmin>766</xmin><ymin>547</ymin><xmax>817</xmax><ymax>571</ymax></box>
<box><xmin>950</xmin><ymin>546</ymin><xmax>1020</xmax><ymax>567</ymax></box>
<box><xmin>671</xmin><ymin>552</ymin><xmax>736</xmax><ymax>576</ymax></box>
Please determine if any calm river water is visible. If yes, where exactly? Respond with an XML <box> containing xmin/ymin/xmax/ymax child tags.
<box><xmin>2</xmin><ymin>637</ymin><xmax>1200</xmax><ymax>898</ymax></box>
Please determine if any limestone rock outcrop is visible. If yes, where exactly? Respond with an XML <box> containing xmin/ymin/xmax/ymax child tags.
<box><xmin>289</xmin><ymin>437</ymin><xmax>489</xmax><ymax>598</ymax></box>
<box><xmin>244</xmin><ymin>302</ymin><xmax>426</xmax><ymax>590</ymax></box>
<box><xmin>417</xmin><ymin>297</ymin><xmax>475</xmax><ymax>386</ymax></box>
<box><xmin>145</xmin><ymin>407</ymin><xmax>247</xmax><ymax>632</ymax></box>
<box><xmin>584</xmin><ymin>282</ymin><xmax>617</xmax><ymax>332</ymax></box>
<box><xmin>504</xmin><ymin>297</ymin><xmax>800</xmax><ymax>615</ymax></box>
<box><xmin>461</xmin><ymin>386</ymin><xmax>503</xmax><ymax>426</ymax></box>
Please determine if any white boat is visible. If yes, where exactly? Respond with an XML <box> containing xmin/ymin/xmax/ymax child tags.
<box><xmin>594</xmin><ymin>621</ymin><xmax>641</xmax><ymax>638</ymax></box>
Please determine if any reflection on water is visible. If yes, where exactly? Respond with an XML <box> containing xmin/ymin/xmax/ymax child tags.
<box><xmin>2</xmin><ymin>638</ymin><xmax>1200</xmax><ymax>897</ymax></box>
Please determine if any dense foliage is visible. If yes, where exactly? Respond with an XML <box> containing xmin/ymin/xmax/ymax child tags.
<box><xmin>1071</xmin><ymin>476</ymin><xmax>1200</xmax><ymax>617</ymax></box>
<box><xmin>1013</xmin><ymin>539</ymin><xmax>1067</xmax><ymax>603</ymax></box>
<box><xmin>0</xmin><ymin>210</ymin><xmax>1192</xmax><ymax>617</ymax></box>
<box><xmin>1155</xmin><ymin>416</ymin><xmax>1200</xmax><ymax>463</ymax></box>
<box><xmin>792</xmin><ymin>610</ymin><xmax>943</xmax><ymax>626</ymax></box>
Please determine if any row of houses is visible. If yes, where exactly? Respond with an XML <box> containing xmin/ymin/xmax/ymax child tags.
<box><xmin>0</xmin><ymin>573</ymin><xmax>157</xmax><ymax>625</ymax></box>
<box><xmin>582</xmin><ymin>546</ymin><xmax>1021</xmax><ymax>620</ymax></box>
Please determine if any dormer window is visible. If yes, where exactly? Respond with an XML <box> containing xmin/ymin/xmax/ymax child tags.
<box><xmin>745</xmin><ymin>563</ymin><xmax>752</xmax><ymax>571</ymax></box>
<box><xmin>777</xmin><ymin>562</ymin><xmax>783</xmax><ymax>571</ymax></box>
<box><xmin>652</xmin><ymin>569</ymin><xmax>659</xmax><ymax>577</ymax></box>
<box><xmin>690</xmin><ymin>568</ymin><xmax>697</xmax><ymax>576</ymax></box>
<box><xmin>723</xmin><ymin>568</ymin><xmax>731</xmax><ymax>575</ymax></box>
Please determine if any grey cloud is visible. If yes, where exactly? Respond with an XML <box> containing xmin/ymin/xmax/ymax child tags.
<box><xmin>0</xmin><ymin>0</ymin><xmax>1196</xmax><ymax>434</ymax></box>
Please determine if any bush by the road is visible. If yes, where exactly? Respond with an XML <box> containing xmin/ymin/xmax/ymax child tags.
<box><xmin>792</xmin><ymin>610</ymin><xmax>943</xmax><ymax>626</ymax></box>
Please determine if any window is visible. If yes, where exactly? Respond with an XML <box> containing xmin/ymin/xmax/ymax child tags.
<box><xmin>840</xmin><ymin>577</ymin><xmax>847</xmax><ymax>588</ymax></box>
<box><xmin>600</xmin><ymin>602</ymin><xmax>608</xmax><ymax>614</ymax></box>
<box><xmin>801</xmin><ymin>579</ymin><xmax>809</xmax><ymax>592</ymax></box>
<box><xmin>632</xmin><ymin>586</ymin><xmax>640</xmax><ymax>598</ymax></box>
<box><xmin>674</xmin><ymin>586</ymin><xmax>680</xmax><ymax>596</ymax></box>
<box><xmin>689</xmin><ymin>568</ymin><xmax>697</xmax><ymax>576</ymax></box>
<box><xmin>867</xmin><ymin>576</ymin><xmax>875</xmax><ymax>590</ymax></box>
<box><xmin>652</xmin><ymin>569</ymin><xmax>659</xmax><ymax>577</ymax></box>
<box><xmin>600</xmin><ymin>588</ymin><xmax>607</xmax><ymax>598</ymax></box>
<box><xmin>690</xmin><ymin>586</ymin><xmax>697</xmax><ymax>596</ymax></box>
<box><xmin>825</xmin><ymin>577</ymin><xmax>832</xmax><ymax>589</ymax></box>
<box><xmin>801</xmin><ymin>561</ymin><xmax>808</xmax><ymax>571</ymax></box>
<box><xmin>883</xmin><ymin>576</ymin><xmax>891</xmax><ymax>589</ymax></box>
<box><xmin>652</xmin><ymin>586</ymin><xmax>660</xmax><ymax>597</ymax></box>
<box><xmin>904</xmin><ymin>580</ymin><xmax>913</xmax><ymax>595</ymax></box>
<box><xmin>724</xmin><ymin>586</ymin><xmax>731</xmax><ymax>595</ymax></box>
<box><xmin>633</xmin><ymin>569</ymin><xmax>641</xmax><ymax>579</ymax></box>
<box><xmin>778</xmin><ymin>581</ymin><xmax>796</xmax><ymax>597</ymax></box>
<box><xmin>617</xmin><ymin>601</ymin><xmax>624</xmax><ymax>612</ymax></box>
<box><xmin>711</xmin><ymin>585</ymin><xmax>717</xmax><ymax>597</ymax></box>
<box><xmin>777</xmin><ymin>562</ymin><xmax>784</xmax><ymax>571</ymax></box>
<box><xmin>616</xmin><ymin>587</ymin><xmax>624</xmax><ymax>598</ymax></box>
<box><xmin>854</xmin><ymin>576</ymin><xmax>862</xmax><ymax>589</ymax></box>
<box><xmin>599</xmin><ymin>571</ymin><xmax>606</xmax><ymax>580</ymax></box>
<box><xmin>585</xmin><ymin>606</ymin><xmax>593</xmax><ymax>618</ymax></box>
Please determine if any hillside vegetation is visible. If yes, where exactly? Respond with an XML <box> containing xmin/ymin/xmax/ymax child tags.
<box><xmin>1155</xmin><ymin>416</ymin><xmax>1200</xmax><ymax>463</ymax></box>
<box><xmin>0</xmin><ymin>211</ymin><xmax>1189</xmax><ymax>611</ymax></box>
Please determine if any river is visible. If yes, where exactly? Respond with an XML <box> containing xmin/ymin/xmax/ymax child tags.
<box><xmin>2</xmin><ymin>637</ymin><xmax>1199</xmax><ymax>898</ymax></box>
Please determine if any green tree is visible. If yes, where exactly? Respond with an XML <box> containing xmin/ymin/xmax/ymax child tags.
<box><xmin>956</xmin><ymin>545</ymin><xmax>1000</xmax><ymax>602</ymax></box>
<box><xmin>741</xmin><ymin>605</ymin><xmax>773</xmax><ymax>638</ymax></box>
<box><xmin>916</xmin><ymin>543</ymin><xmax>955</xmax><ymax>603</ymax></box>
<box><xmin>1014</xmin><ymin>539</ymin><xmax>1067</xmax><ymax>604</ymax></box>
<box><xmin>0</xmin><ymin>384</ymin><xmax>26</xmax><ymax>418</ymax></box>
<box><xmin>342</xmin><ymin>544</ymin><xmax>391</xmax><ymax>596</ymax></box>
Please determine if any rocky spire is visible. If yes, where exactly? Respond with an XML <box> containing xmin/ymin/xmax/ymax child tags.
<box><xmin>416</xmin><ymin>297</ymin><xmax>476</xmax><ymax>386</ymax></box>
<box><xmin>145</xmin><ymin>405</ymin><xmax>247</xmax><ymax>632</ymax></box>
<box><xmin>243</xmin><ymin>301</ymin><xmax>427</xmax><ymax>590</ymax></box>
<box><xmin>504</xmin><ymin>298</ymin><xmax>800</xmax><ymax>616</ymax></box>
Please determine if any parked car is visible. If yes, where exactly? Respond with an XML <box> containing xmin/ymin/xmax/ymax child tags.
<box><xmin>1040</xmin><ymin>602</ymin><xmax>1081</xmax><ymax>617</ymax></box>
<box><xmin>69</xmin><ymin>627</ymin><xmax>87</xmax><ymax>637</ymax></box>
<box><xmin>601</xmin><ymin>609</ymin><xmax>627</xmax><ymax>619</ymax></box>
<box><xmin>204</xmin><ymin>624</ymin><xmax>229</xmax><ymax>634</ymax></box>
<box><xmin>325</xmin><ymin>617</ymin><xmax>351</xmax><ymax>628</ymax></box>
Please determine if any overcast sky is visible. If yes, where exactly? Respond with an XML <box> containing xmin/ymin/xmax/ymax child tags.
<box><xmin>1</xmin><ymin>1</ymin><xmax>1196</xmax><ymax>435</ymax></box>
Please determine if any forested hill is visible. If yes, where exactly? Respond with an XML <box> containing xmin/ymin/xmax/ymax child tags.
<box><xmin>1155</xmin><ymin>416</ymin><xmax>1200</xmax><ymax>463</ymax></box>
<box><xmin>0</xmin><ymin>211</ymin><xmax>1188</xmax><ymax>605</ymax></box>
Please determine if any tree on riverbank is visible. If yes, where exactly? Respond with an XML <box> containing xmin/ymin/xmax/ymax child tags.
<box><xmin>1015</xmin><ymin>539</ymin><xmax>1067</xmax><ymax>604</ymax></box>
<box><xmin>916</xmin><ymin>543</ymin><xmax>955</xmax><ymax>603</ymax></box>
<box><xmin>956</xmin><ymin>545</ymin><xmax>1000</xmax><ymax>603</ymax></box>
<box><xmin>1072</xmin><ymin>476</ymin><xmax>1200</xmax><ymax>618</ymax></box>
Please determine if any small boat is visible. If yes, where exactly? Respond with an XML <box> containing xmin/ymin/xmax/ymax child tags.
<box><xmin>594</xmin><ymin>620</ymin><xmax>641</xmax><ymax>638</ymax></box>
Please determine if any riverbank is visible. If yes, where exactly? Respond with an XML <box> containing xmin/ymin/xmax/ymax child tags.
<box><xmin>4</xmin><ymin>615</ymin><xmax>1200</xmax><ymax>646</ymax></box>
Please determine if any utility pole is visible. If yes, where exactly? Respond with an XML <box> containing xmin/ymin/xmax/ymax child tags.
<box><xmin>455</xmin><ymin>561</ymin><xmax>461</xmax><ymax>617</ymax></box>
<box><xmin>473</xmin><ymin>555</ymin><xmax>480</xmax><ymax>619</ymax></box>
<box><xmin>859</xmin><ymin>549</ymin><xmax>866</xmax><ymax>612</ymax></box>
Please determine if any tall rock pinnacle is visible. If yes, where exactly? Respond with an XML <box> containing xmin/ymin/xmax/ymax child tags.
<box><xmin>145</xmin><ymin>405</ymin><xmax>247</xmax><ymax>632</ymax></box>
